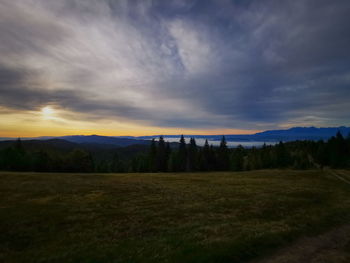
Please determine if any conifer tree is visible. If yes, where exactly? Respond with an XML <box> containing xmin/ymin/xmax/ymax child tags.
<box><xmin>149</xmin><ymin>138</ymin><xmax>157</xmax><ymax>172</ymax></box>
<box><xmin>230</xmin><ymin>145</ymin><xmax>245</xmax><ymax>171</ymax></box>
<box><xmin>275</xmin><ymin>141</ymin><xmax>290</xmax><ymax>168</ymax></box>
<box><xmin>260</xmin><ymin>143</ymin><xmax>272</xmax><ymax>168</ymax></box>
<box><xmin>209</xmin><ymin>144</ymin><xmax>217</xmax><ymax>170</ymax></box>
<box><xmin>187</xmin><ymin>138</ymin><xmax>198</xmax><ymax>171</ymax></box>
<box><xmin>15</xmin><ymin>138</ymin><xmax>23</xmax><ymax>152</ymax></box>
<box><xmin>178</xmin><ymin>135</ymin><xmax>187</xmax><ymax>171</ymax></box>
<box><xmin>329</xmin><ymin>131</ymin><xmax>347</xmax><ymax>167</ymax></box>
<box><xmin>165</xmin><ymin>142</ymin><xmax>171</xmax><ymax>169</ymax></box>
<box><xmin>200</xmin><ymin>139</ymin><xmax>210</xmax><ymax>170</ymax></box>
<box><xmin>218</xmin><ymin>136</ymin><xmax>229</xmax><ymax>170</ymax></box>
<box><xmin>157</xmin><ymin>136</ymin><xmax>167</xmax><ymax>172</ymax></box>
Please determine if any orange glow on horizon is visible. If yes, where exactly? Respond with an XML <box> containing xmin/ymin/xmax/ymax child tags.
<box><xmin>0</xmin><ymin>108</ymin><xmax>261</xmax><ymax>138</ymax></box>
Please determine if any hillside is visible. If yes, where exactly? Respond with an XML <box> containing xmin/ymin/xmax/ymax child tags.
<box><xmin>59</xmin><ymin>135</ymin><xmax>151</xmax><ymax>146</ymax></box>
<box><xmin>126</xmin><ymin>126</ymin><xmax>350</xmax><ymax>142</ymax></box>
<box><xmin>0</xmin><ymin>138</ymin><xmax>150</xmax><ymax>164</ymax></box>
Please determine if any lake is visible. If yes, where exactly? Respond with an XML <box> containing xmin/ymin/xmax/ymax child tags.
<box><xmin>156</xmin><ymin>137</ymin><xmax>277</xmax><ymax>148</ymax></box>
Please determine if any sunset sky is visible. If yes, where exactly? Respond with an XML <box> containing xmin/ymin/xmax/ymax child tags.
<box><xmin>1</xmin><ymin>0</ymin><xmax>350</xmax><ymax>137</ymax></box>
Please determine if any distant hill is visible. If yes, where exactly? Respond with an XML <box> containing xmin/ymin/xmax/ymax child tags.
<box><xmin>0</xmin><ymin>135</ymin><xmax>151</xmax><ymax>147</ymax></box>
<box><xmin>255</xmin><ymin>126</ymin><xmax>350</xmax><ymax>136</ymax></box>
<box><xmin>58</xmin><ymin>135</ymin><xmax>151</xmax><ymax>147</ymax></box>
<box><xmin>1</xmin><ymin>126</ymin><xmax>349</xmax><ymax>144</ymax></box>
<box><xmin>251</xmin><ymin>126</ymin><xmax>350</xmax><ymax>141</ymax></box>
<box><xmin>134</xmin><ymin>126</ymin><xmax>350</xmax><ymax>142</ymax></box>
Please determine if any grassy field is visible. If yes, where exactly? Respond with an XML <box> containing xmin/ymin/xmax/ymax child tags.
<box><xmin>1</xmin><ymin>170</ymin><xmax>350</xmax><ymax>263</ymax></box>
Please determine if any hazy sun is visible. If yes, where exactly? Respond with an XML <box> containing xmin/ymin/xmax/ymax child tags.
<box><xmin>41</xmin><ymin>106</ymin><xmax>55</xmax><ymax>119</ymax></box>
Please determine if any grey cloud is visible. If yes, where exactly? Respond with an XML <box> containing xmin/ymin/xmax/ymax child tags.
<box><xmin>0</xmin><ymin>1</ymin><xmax>70</xmax><ymax>59</ymax></box>
<box><xmin>0</xmin><ymin>0</ymin><xmax>349</xmax><ymax>130</ymax></box>
<box><xmin>0</xmin><ymin>65</ymin><xmax>216</xmax><ymax>128</ymax></box>
<box><xmin>0</xmin><ymin>65</ymin><xmax>148</xmax><ymax>119</ymax></box>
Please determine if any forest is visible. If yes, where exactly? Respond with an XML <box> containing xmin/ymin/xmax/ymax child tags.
<box><xmin>0</xmin><ymin>132</ymin><xmax>349</xmax><ymax>173</ymax></box>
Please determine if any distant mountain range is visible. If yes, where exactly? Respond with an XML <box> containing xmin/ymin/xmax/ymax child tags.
<box><xmin>133</xmin><ymin>126</ymin><xmax>350</xmax><ymax>142</ymax></box>
<box><xmin>1</xmin><ymin>127</ymin><xmax>349</xmax><ymax>146</ymax></box>
<box><xmin>59</xmin><ymin>135</ymin><xmax>151</xmax><ymax>147</ymax></box>
<box><xmin>0</xmin><ymin>135</ymin><xmax>151</xmax><ymax>147</ymax></box>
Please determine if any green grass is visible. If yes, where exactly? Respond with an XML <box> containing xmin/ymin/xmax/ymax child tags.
<box><xmin>1</xmin><ymin>170</ymin><xmax>350</xmax><ymax>263</ymax></box>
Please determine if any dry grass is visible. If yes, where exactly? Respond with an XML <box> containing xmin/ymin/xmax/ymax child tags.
<box><xmin>0</xmin><ymin>170</ymin><xmax>350</xmax><ymax>263</ymax></box>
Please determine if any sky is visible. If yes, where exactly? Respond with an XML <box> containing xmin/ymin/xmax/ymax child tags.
<box><xmin>0</xmin><ymin>0</ymin><xmax>350</xmax><ymax>137</ymax></box>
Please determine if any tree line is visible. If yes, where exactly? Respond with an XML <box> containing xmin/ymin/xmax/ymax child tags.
<box><xmin>0</xmin><ymin>132</ymin><xmax>350</xmax><ymax>173</ymax></box>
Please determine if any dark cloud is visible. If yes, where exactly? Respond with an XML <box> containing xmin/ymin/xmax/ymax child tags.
<box><xmin>0</xmin><ymin>65</ymin><xmax>149</xmax><ymax>119</ymax></box>
<box><xmin>0</xmin><ymin>0</ymin><xmax>349</xmax><ymax>130</ymax></box>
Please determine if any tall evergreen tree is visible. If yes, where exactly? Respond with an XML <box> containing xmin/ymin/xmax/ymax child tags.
<box><xmin>178</xmin><ymin>135</ymin><xmax>187</xmax><ymax>172</ymax></box>
<box><xmin>12</xmin><ymin>138</ymin><xmax>29</xmax><ymax>170</ymax></box>
<box><xmin>187</xmin><ymin>138</ymin><xmax>198</xmax><ymax>171</ymax></box>
<box><xmin>165</xmin><ymin>142</ymin><xmax>171</xmax><ymax>169</ymax></box>
<box><xmin>157</xmin><ymin>136</ymin><xmax>167</xmax><ymax>172</ymax></box>
<box><xmin>200</xmin><ymin>139</ymin><xmax>210</xmax><ymax>171</ymax></box>
<box><xmin>329</xmin><ymin>131</ymin><xmax>347</xmax><ymax>167</ymax></box>
<box><xmin>275</xmin><ymin>141</ymin><xmax>290</xmax><ymax>168</ymax></box>
<box><xmin>167</xmin><ymin>152</ymin><xmax>178</xmax><ymax>172</ymax></box>
<box><xmin>217</xmin><ymin>136</ymin><xmax>229</xmax><ymax>170</ymax></box>
<box><xmin>230</xmin><ymin>145</ymin><xmax>245</xmax><ymax>171</ymax></box>
<box><xmin>111</xmin><ymin>153</ymin><xmax>126</xmax><ymax>173</ymax></box>
<box><xmin>209</xmin><ymin>144</ymin><xmax>217</xmax><ymax>170</ymax></box>
<box><xmin>260</xmin><ymin>143</ymin><xmax>272</xmax><ymax>168</ymax></box>
<box><xmin>14</xmin><ymin>138</ymin><xmax>23</xmax><ymax>152</ymax></box>
<box><xmin>149</xmin><ymin>138</ymin><xmax>157</xmax><ymax>172</ymax></box>
<box><xmin>246</xmin><ymin>146</ymin><xmax>262</xmax><ymax>170</ymax></box>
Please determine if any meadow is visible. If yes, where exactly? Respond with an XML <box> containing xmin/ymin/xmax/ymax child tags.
<box><xmin>1</xmin><ymin>170</ymin><xmax>350</xmax><ymax>263</ymax></box>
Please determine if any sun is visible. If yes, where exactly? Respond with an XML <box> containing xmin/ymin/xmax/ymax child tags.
<box><xmin>41</xmin><ymin>106</ymin><xmax>55</xmax><ymax>119</ymax></box>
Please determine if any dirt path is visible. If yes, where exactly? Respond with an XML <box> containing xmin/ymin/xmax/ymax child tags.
<box><xmin>254</xmin><ymin>224</ymin><xmax>350</xmax><ymax>263</ymax></box>
<box><xmin>329</xmin><ymin>170</ymin><xmax>350</xmax><ymax>185</ymax></box>
<box><xmin>254</xmin><ymin>170</ymin><xmax>350</xmax><ymax>263</ymax></box>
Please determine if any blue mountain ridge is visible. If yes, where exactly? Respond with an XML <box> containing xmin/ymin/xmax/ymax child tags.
<box><xmin>133</xmin><ymin>126</ymin><xmax>350</xmax><ymax>142</ymax></box>
<box><xmin>1</xmin><ymin>126</ymin><xmax>349</xmax><ymax>144</ymax></box>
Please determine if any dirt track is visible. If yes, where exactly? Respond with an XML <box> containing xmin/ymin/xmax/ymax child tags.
<box><xmin>255</xmin><ymin>224</ymin><xmax>350</xmax><ymax>263</ymax></box>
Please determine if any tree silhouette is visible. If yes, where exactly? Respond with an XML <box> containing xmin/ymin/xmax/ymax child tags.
<box><xmin>275</xmin><ymin>141</ymin><xmax>290</xmax><ymax>168</ymax></box>
<box><xmin>1</xmin><ymin>132</ymin><xmax>350</xmax><ymax>173</ymax></box>
<box><xmin>199</xmin><ymin>139</ymin><xmax>210</xmax><ymax>171</ymax></box>
<box><xmin>156</xmin><ymin>136</ymin><xmax>167</xmax><ymax>172</ymax></box>
<box><xmin>230</xmin><ymin>145</ymin><xmax>245</xmax><ymax>171</ymax></box>
<box><xmin>149</xmin><ymin>138</ymin><xmax>157</xmax><ymax>172</ymax></box>
<box><xmin>217</xmin><ymin>136</ymin><xmax>229</xmax><ymax>170</ymax></box>
<box><xmin>187</xmin><ymin>138</ymin><xmax>198</xmax><ymax>171</ymax></box>
<box><xmin>178</xmin><ymin>135</ymin><xmax>187</xmax><ymax>172</ymax></box>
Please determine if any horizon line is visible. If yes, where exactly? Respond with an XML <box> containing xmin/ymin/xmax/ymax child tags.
<box><xmin>1</xmin><ymin>125</ymin><xmax>349</xmax><ymax>139</ymax></box>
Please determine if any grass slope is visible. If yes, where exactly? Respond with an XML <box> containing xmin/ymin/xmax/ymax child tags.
<box><xmin>0</xmin><ymin>170</ymin><xmax>350</xmax><ymax>263</ymax></box>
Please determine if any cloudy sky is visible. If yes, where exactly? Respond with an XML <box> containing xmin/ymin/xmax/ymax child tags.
<box><xmin>1</xmin><ymin>0</ymin><xmax>350</xmax><ymax>136</ymax></box>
